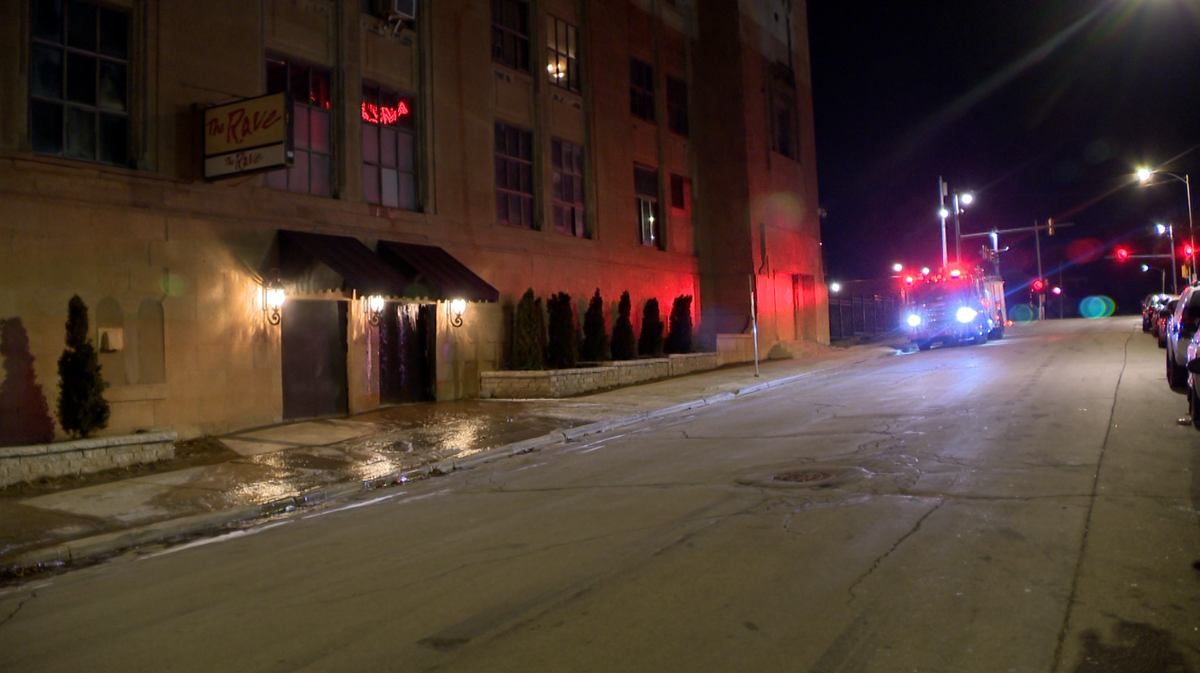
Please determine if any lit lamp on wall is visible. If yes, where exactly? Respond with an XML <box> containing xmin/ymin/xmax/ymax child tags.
<box><xmin>264</xmin><ymin>279</ymin><xmax>285</xmax><ymax>326</ymax></box>
<box><xmin>448</xmin><ymin>298</ymin><xmax>467</xmax><ymax>327</ymax></box>
<box><xmin>367</xmin><ymin>295</ymin><xmax>385</xmax><ymax>326</ymax></box>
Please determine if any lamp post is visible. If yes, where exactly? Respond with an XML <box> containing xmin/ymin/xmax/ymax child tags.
<box><xmin>1142</xmin><ymin>264</ymin><xmax>1166</xmax><ymax>294</ymax></box>
<box><xmin>1155</xmin><ymin>223</ymin><xmax>1178</xmax><ymax>294</ymax></box>
<box><xmin>1139</xmin><ymin>168</ymin><xmax>1194</xmax><ymax>283</ymax></box>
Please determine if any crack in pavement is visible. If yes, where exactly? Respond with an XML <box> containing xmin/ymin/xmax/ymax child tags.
<box><xmin>846</xmin><ymin>497</ymin><xmax>945</xmax><ymax>607</ymax></box>
<box><xmin>0</xmin><ymin>591</ymin><xmax>36</xmax><ymax>629</ymax></box>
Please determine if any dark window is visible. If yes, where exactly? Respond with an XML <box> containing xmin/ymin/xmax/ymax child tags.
<box><xmin>770</xmin><ymin>64</ymin><xmax>799</xmax><ymax>161</ymax></box>
<box><xmin>670</xmin><ymin>173</ymin><xmax>689</xmax><ymax>211</ymax></box>
<box><xmin>666</xmin><ymin>76</ymin><xmax>688</xmax><ymax>136</ymax></box>
<box><xmin>30</xmin><ymin>0</ymin><xmax>130</xmax><ymax>166</ymax></box>
<box><xmin>492</xmin><ymin>0</ymin><xmax>530</xmax><ymax>72</ymax></box>
<box><xmin>362</xmin><ymin>83</ymin><xmax>417</xmax><ymax>210</ymax></box>
<box><xmin>495</xmin><ymin>122</ymin><xmax>535</xmax><ymax>228</ymax></box>
<box><xmin>265</xmin><ymin>56</ymin><xmax>333</xmax><ymax>196</ymax></box>
<box><xmin>546</xmin><ymin>17</ymin><xmax>580</xmax><ymax>93</ymax></box>
<box><xmin>630</xmin><ymin>58</ymin><xmax>655</xmax><ymax>122</ymax></box>
<box><xmin>634</xmin><ymin>164</ymin><xmax>661</xmax><ymax>248</ymax></box>
<box><xmin>552</xmin><ymin>139</ymin><xmax>587</xmax><ymax>238</ymax></box>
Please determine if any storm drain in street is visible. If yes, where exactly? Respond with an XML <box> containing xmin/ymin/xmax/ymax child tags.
<box><xmin>772</xmin><ymin>470</ymin><xmax>837</xmax><ymax>484</ymax></box>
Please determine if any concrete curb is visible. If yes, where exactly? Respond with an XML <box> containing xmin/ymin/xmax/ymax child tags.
<box><xmin>4</xmin><ymin>349</ymin><xmax>886</xmax><ymax>577</ymax></box>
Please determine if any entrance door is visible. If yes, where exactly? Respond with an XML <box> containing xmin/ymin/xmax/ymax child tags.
<box><xmin>281</xmin><ymin>300</ymin><xmax>348</xmax><ymax>420</ymax></box>
<box><xmin>379</xmin><ymin>303</ymin><xmax>435</xmax><ymax>404</ymax></box>
<box><xmin>794</xmin><ymin>274</ymin><xmax>818</xmax><ymax>341</ymax></box>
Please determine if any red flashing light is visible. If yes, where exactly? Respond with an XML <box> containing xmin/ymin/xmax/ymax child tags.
<box><xmin>903</xmin><ymin>275</ymin><xmax>915</xmax><ymax>286</ymax></box>
<box><xmin>1032</xmin><ymin>278</ymin><xmax>1046</xmax><ymax>292</ymax></box>
<box><xmin>1185</xmin><ymin>243</ymin><xmax>1195</xmax><ymax>258</ymax></box>
<box><xmin>1115</xmin><ymin>246</ymin><xmax>1130</xmax><ymax>262</ymax></box>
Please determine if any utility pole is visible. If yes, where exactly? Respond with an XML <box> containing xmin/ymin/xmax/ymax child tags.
<box><xmin>938</xmin><ymin>177</ymin><xmax>948</xmax><ymax>269</ymax></box>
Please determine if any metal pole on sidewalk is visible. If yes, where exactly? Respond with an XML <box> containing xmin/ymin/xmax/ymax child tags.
<box><xmin>749</xmin><ymin>275</ymin><xmax>760</xmax><ymax>377</ymax></box>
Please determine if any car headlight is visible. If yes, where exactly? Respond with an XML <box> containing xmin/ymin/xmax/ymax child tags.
<box><xmin>906</xmin><ymin>314</ymin><xmax>922</xmax><ymax>327</ymax></box>
<box><xmin>956</xmin><ymin>307</ymin><xmax>978</xmax><ymax>323</ymax></box>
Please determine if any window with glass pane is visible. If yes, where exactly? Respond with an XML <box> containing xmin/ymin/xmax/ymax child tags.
<box><xmin>630</xmin><ymin>59</ymin><xmax>655</xmax><ymax>122</ymax></box>
<box><xmin>495</xmin><ymin>122</ymin><xmax>535</xmax><ymax>229</ymax></box>
<box><xmin>552</xmin><ymin>138</ymin><xmax>586</xmax><ymax>238</ymax></box>
<box><xmin>634</xmin><ymin>164</ymin><xmax>661</xmax><ymax>248</ymax></box>
<box><xmin>770</xmin><ymin>64</ymin><xmax>799</xmax><ymax>161</ymax></box>
<box><xmin>492</xmin><ymin>0</ymin><xmax>530</xmax><ymax>72</ymax></box>
<box><xmin>546</xmin><ymin>17</ymin><xmax>579</xmax><ymax>93</ymax></box>
<box><xmin>667</xmin><ymin>76</ymin><xmax>688</xmax><ymax>137</ymax></box>
<box><xmin>362</xmin><ymin>83</ymin><xmax>417</xmax><ymax>210</ymax></box>
<box><xmin>30</xmin><ymin>0</ymin><xmax>129</xmax><ymax>166</ymax></box>
<box><xmin>265</xmin><ymin>56</ymin><xmax>332</xmax><ymax>196</ymax></box>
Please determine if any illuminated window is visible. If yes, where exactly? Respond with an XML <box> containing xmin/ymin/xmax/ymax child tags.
<box><xmin>552</xmin><ymin>139</ymin><xmax>586</xmax><ymax>238</ymax></box>
<box><xmin>769</xmin><ymin>63</ymin><xmax>799</xmax><ymax>161</ymax></box>
<box><xmin>666</xmin><ymin>76</ymin><xmax>688</xmax><ymax>137</ymax></box>
<box><xmin>634</xmin><ymin>164</ymin><xmax>661</xmax><ymax>248</ymax></box>
<box><xmin>362</xmin><ymin>83</ymin><xmax>417</xmax><ymax>210</ymax></box>
<box><xmin>265</xmin><ymin>56</ymin><xmax>332</xmax><ymax>196</ymax></box>
<box><xmin>495</xmin><ymin>122</ymin><xmax>534</xmax><ymax>228</ymax></box>
<box><xmin>630</xmin><ymin>58</ymin><xmax>655</xmax><ymax>122</ymax></box>
<box><xmin>30</xmin><ymin>0</ymin><xmax>130</xmax><ymax>166</ymax></box>
<box><xmin>492</xmin><ymin>0</ymin><xmax>530</xmax><ymax>72</ymax></box>
<box><xmin>546</xmin><ymin>17</ymin><xmax>579</xmax><ymax>93</ymax></box>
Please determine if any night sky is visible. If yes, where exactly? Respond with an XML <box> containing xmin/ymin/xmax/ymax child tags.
<box><xmin>807</xmin><ymin>0</ymin><xmax>1200</xmax><ymax>314</ymax></box>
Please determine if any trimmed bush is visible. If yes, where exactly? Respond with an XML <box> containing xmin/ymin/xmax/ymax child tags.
<box><xmin>666</xmin><ymin>294</ymin><xmax>694</xmax><ymax>354</ymax></box>
<box><xmin>581</xmin><ymin>289</ymin><xmax>609</xmax><ymax>361</ymax></box>
<box><xmin>546</xmin><ymin>292</ymin><xmax>578</xmax><ymax>369</ymax></box>
<box><xmin>638</xmin><ymin>298</ymin><xmax>664</xmax><ymax>357</ymax></box>
<box><xmin>512</xmin><ymin>289</ymin><xmax>545</xmax><ymax>370</ymax></box>
<box><xmin>611</xmin><ymin>291</ymin><xmax>637</xmax><ymax>361</ymax></box>
<box><xmin>56</xmin><ymin>295</ymin><xmax>110</xmax><ymax>438</ymax></box>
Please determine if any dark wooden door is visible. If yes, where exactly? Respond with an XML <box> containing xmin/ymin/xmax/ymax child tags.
<box><xmin>281</xmin><ymin>300</ymin><xmax>348</xmax><ymax>419</ymax></box>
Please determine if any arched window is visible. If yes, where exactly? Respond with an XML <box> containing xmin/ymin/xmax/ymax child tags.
<box><xmin>137</xmin><ymin>299</ymin><xmax>165</xmax><ymax>384</ymax></box>
<box><xmin>95</xmin><ymin>297</ymin><xmax>126</xmax><ymax>385</ymax></box>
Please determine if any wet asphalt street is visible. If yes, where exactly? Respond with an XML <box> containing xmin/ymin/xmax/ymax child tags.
<box><xmin>1</xmin><ymin>317</ymin><xmax>1197</xmax><ymax>672</ymax></box>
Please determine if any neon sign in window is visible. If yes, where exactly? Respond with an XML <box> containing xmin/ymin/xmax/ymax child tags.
<box><xmin>361</xmin><ymin>100</ymin><xmax>411</xmax><ymax>126</ymax></box>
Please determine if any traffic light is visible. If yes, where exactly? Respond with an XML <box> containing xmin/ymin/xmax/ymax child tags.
<box><xmin>1032</xmin><ymin>278</ymin><xmax>1046</xmax><ymax>293</ymax></box>
<box><xmin>1115</xmin><ymin>246</ymin><xmax>1130</xmax><ymax>262</ymax></box>
<box><xmin>1185</xmin><ymin>243</ymin><xmax>1195</xmax><ymax>258</ymax></box>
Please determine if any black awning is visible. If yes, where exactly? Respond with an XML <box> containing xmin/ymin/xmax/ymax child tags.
<box><xmin>279</xmin><ymin>230</ymin><xmax>410</xmax><ymax>297</ymax></box>
<box><xmin>377</xmin><ymin>241</ymin><xmax>500</xmax><ymax>302</ymax></box>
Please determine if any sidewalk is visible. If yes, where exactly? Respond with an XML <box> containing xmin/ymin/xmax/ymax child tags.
<box><xmin>0</xmin><ymin>340</ymin><xmax>897</xmax><ymax>579</ymax></box>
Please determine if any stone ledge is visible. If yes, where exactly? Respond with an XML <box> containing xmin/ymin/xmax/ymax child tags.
<box><xmin>0</xmin><ymin>431</ymin><xmax>178</xmax><ymax>488</ymax></box>
<box><xmin>480</xmin><ymin>354</ymin><xmax>718</xmax><ymax>399</ymax></box>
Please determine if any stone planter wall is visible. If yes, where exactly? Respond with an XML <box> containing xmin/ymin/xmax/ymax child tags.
<box><xmin>479</xmin><ymin>353</ymin><xmax>718</xmax><ymax>399</ymax></box>
<box><xmin>0</xmin><ymin>431</ymin><xmax>177</xmax><ymax>488</ymax></box>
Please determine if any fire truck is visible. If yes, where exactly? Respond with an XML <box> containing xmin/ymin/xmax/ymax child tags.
<box><xmin>902</xmin><ymin>266</ymin><xmax>1006</xmax><ymax>351</ymax></box>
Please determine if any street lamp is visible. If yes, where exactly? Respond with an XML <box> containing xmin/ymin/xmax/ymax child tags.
<box><xmin>1142</xmin><ymin>264</ymin><xmax>1166</xmax><ymax>294</ymax></box>
<box><xmin>1139</xmin><ymin>167</ymin><xmax>1194</xmax><ymax>283</ymax></box>
<box><xmin>1155</xmin><ymin>223</ymin><xmax>1178</xmax><ymax>293</ymax></box>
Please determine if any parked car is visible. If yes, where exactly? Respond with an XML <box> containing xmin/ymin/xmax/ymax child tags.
<box><xmin>1185</xmin><ymin>332</ymin><xmax>1200</xmax><ymax>429</ymax></box>
<box><xmin>1157</xmin><ymin>298</ymin><xmax>1178</xmax><ymax>347</ymax></box>
<box><xmin>1167</xmin><ymin>285</ymin><xmax>1200</xmax><ymax>388</ymax></box>
<box><xmin>1144</xmin><ymin>293</ymin><xmax>1169</xmax><ymax>332</ymax></box>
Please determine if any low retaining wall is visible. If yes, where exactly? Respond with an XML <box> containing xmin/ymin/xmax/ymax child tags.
<box><xmin>480</xmin><ymin>352</ymin><xmax>720</xmax><ymax>399</ymax></box>
<box><xmin>0</xmin><ymin>431</ymin><xmax>178</xmax><ymax>488</ymax></box>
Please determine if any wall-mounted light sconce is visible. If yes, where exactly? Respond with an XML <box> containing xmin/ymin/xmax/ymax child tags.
<box><xmin>264</xmin><ymin>278</ymin><xmax>286</xmax><ymax>325</ymax></box>
<box><xmin>367</xmin><ymin>295</ymin><xmax>385</xmax><ymax>326</ymax></box>
<box><xmin>448</xmin><ymin>298</ymin><xmax>467</xmax><ymax>327</ymax></box>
